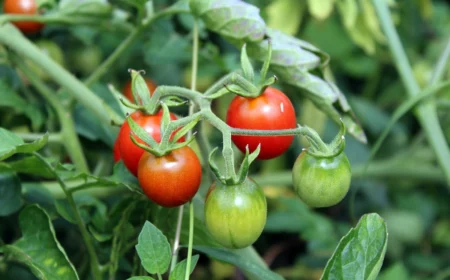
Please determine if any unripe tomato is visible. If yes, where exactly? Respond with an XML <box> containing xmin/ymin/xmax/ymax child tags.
<box><xmin>292</xmin><ymin>151</ymin><xmax>351</xmax><ymax>208</ymax></box>
<box><xmin>138</xmin><ymin>146</ymin><xmax>202</xmax><ymax>207</ymax></box>
<box><xmin>113</xmin><ymin>138</ymin><xmax>121</xmax><ymax>163</ymax></box>
<box><xmin>118</xmin><ymin>111</ymin><xmax>184</xmax><ymax>176</ymax></box>
<box><xmin>226</xmin><ymin>87</ymin><xmax>297</xmax><ymax>160</ymax></box>
<box><xmin>3</xmin><ymin>0</ymin><xmax>44</xmax><ymax>34</ymax></box>
<box><xmin>69</xmin><ymin>45</ymin><xmax>103</xmax><ymax>75</ymax></box>
<box><xmin>123</xmin><ymin>78</ymin><xmax>157</xmax><ymax>103</ymax></box>
<box><xmin>205</xmin><ymin>178</ymin><xmax>267</xmax><ymax>249</ymax></box>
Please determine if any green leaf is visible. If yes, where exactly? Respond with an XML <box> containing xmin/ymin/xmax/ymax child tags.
<box><xmin>266</xmin><ymin>0</ymin><xmax>305</xmax><ymax>35</ymax></box>
<box><xmin>307</xmin><ymin>0</ymin><xmax>335</xmax><ymax>20</ymax></box>
<box><xmin>378</xmin><ymin>263</ymin><xmax>409</xmax><ymax>280</ymax></box>
<box><xmin>190</xmin><ymin>0</ymin><xmax>265</xmax><ymax>42</ymax></box>
<box><xmin>0</xmin><ymin>79</ymin><xmax>44</xmax><ymax>130</ymax></box>
<box><xmin>321</xmin><ymin>213</ymin><xmax>388</xmax><ymax>280</ymax></box>
<box><xmin>194</xmin><ymin>246</ymin><xmax>284</xmax><ymax>280</ymax></box>
<box><xmin>2</xmin><ymin>155</ymin><xmax>55</xmax><ymax>179</ymax></box>
<box><xmin>0</xmin><ymin>167</ymin><xmax>23</xmax><ymax>216</ymax></box>
<box><xmin>3</xmin><ymin>205</ymin><xmax>79</xmax><ymax>280</ymax></box>
<box><xmin>169</xmin><ymin>255</ymin><xmax>200</xmax><ymax>280</ymax></box>
<box><xmin>55</xmin><ymin>194</ymin><xmax>106</xmax><ymax>225</ymax></box>
<box><xmin>135</xmin><ymin>221</ymin><xmax>172</xmax><ymax>274</ymax></box>
<box><xmin>0</xmin><ymin>129</ymin><xmax>48</xmax><ymax>161</ymax></box>
<box><xmin>127</xmin><ymin>277</ymin><xmax>155</xmax><ymax>280</ymax></box>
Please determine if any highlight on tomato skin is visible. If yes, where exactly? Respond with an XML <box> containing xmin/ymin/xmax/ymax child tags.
<box><xmin>3</xmin><ymin>0</ymin><xmax>44</xmax><ymax>34</ymax></box>
<box><xmin>137</xmin><ymin>146</ymin><xmax>202</xmax><ymax>207</ymax></box>
<box><xmin>122</xmin><ymin>77</ymin><xmax>157</xmax><ymax>103</ymax></box>
<box><xmin>226</xmin><ymin>86</ymin><xmax>297</xmax><ymax>160</ymax></box>
<box><xmin>118</xmin><ymin>111</ymin><xmax>185</xmax><ymax>176</ymax></box>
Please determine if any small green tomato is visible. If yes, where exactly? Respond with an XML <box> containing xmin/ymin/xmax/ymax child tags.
<box><xmin>204</xmin><ymin>178</ymin><xmax>267</xmax><ymax>249</ymax></box>
<box><xmin>292</xmin><ymin>150</ymin><xmax>351</xmax><ymax>208</ymax></box>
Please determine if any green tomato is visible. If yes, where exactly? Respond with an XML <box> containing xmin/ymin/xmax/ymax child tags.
<box><xmin>292</xmin><ymin>150</ymin><xmax>351</xmax><ymax>208</ymax></box>
<box><xmin>69</xmin><ymin>45</ymin><xmax>103</xmax><ymax>75</ymax></box>
<box><xmin>204</xmin><ymin>178</ymin><xmax>267</xmax><ymax>249</ymax></box>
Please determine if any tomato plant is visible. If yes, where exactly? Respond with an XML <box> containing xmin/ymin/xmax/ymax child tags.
<box><xmin>27</xmin><ymin>40</ymin><xmax>64</xmax><ymax>81</ymax></box>
<box><xmin>123</xmin><ymin>77</ymin><xmax>157</xmax><ymax>103</ymax></box>
<box><xmin>138</xmin><ymin>146</ymin><xmax>202</xmax><ymax>207</ymax></box>
<box><xmin>113</xmin><ymin>138</ymin><xmax>121</xmax><ymax>163</ymax></box>
<box><xmin>226</xmin><ymin>87</ymin><xmax>297</xmax><ymax>160</ymax></box>
<box><xmin>204</xmin><ymin>178</ymin><xmax>267</xmax><ymax>249</ymax></box>
<box><xmin>118</xmin><ymin>110</ymin><xmax>183</xmax><ymax>176</ymax></box>
<box><xmin>292</xmin><ymin>150</ymin><xmax>351</xmax><ymax>208</ymax></box>
<box><xmin>3</xmin><ymin>0</ymin><xmax>43</xmax><ymax>33</ymax></box>
<box><xmin>69</xmin><ymin>45</ymin><xmax>103</xmax><ymax>75</ymax></box>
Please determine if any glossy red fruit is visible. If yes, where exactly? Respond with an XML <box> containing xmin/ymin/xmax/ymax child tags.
<box><xmin>226</xmin><ymin>87</ymin><xmax>297</xmax><ymax>160</ymax></box>
<box><xmin>3</xmin><ymin>0</ymin><xmax>44</xmax><ymax>33</ymax></box>
<box><xmin>118</xmin><ymin>111</ymin><xmax>184</xmax><ymax>176</ymax></box>
<box><xmin>122</xmin><ymin>78</ymin><xmax>157</xmax><ymax>103</ymax></box>
<box><xmin>138</xmin><ymin>146</ymin><xmax>202</xmax><ymax>207</ymax></box>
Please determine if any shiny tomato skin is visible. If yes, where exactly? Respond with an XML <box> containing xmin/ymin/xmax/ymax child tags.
<box><xmin>204</xmin><ymin>178</ymin><xmax>267</xmax><ymax>249</ymax></box>
<box><xmin>292</xmin><ymin>151</ymin><xmax>351</xmax><ymax>208</ymax></box>
<box><xmin>118</xmin><ymin>111</ymin><xmax>183</xmax><ymax>176</ymax></box>
<box><xmin>113</xmin><ymin>138</ymin><xmax>121</xmax><ymax>163</ymax></box>
<box><xmin>226</xmin><ymin>87</ymin><xmax>297</xmax><ymax>160</ymax></box>
<box><xmin>123</xmin><ymin>78</ymin><xmax>157</xmax><ymax>103</ymax></box>
<box><xmin>138</xmin><ymin>146</ymin><xmax>202</xmax><ymax>207</ymax></box>
<box><xmin>3</xmin><ymin>0</ymin><xmax>44</xmax><ymax>33</ymax></box>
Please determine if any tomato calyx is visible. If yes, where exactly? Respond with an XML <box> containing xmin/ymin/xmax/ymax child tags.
<box><xmin>127</xmin><ymin>103</ymin><xmax>200</xmax><ymax>157</ymax></box>
<box><xmin>304</xmin><ymin>119</ymin><xmax>347</xmax><ymax>159</ymax></box>
<box><xmin>208</xmin><ymin>144</ymin><xmax>261</xmax><ymax>185</ymax></box>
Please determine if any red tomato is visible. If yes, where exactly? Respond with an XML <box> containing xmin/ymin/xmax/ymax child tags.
<box><xmin>122</xmin><ymin>78</ymin><xmax>157</xmax><ymax>103</ymax></box>
<box><xmin>138</xmin><ymin>146</ymin><xmax>202</xmax><ymax>207</ymax></box>
<box><xmin>3</xmin><ymin>0</ymin><xmax>44</xmax><ymax>34</ymax></box>
<box><xmin>226</xmin><ymin>87</ymin><xmax>297</xmax><ymax>160</ymax></box>
<box><xmin>118</xmin><ymin>111</ymin><xmax>184</xmax><ymax>176</ymax></box>
<box><xmin>113</xmin><ymin>138</ymin><xmax>121</xmax><ymax>163</ymax></box>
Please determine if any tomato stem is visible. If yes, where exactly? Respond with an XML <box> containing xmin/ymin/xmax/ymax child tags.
<box><xmin>185</xmin><ymin>201</ymin><xmax>195</xmax><ymax>280</ymax></box>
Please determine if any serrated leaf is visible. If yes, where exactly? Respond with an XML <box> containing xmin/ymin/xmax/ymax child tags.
<box><xmin>168</xmin><ymin>255</ymin><xmax>199</xmax><ymax>280</ymax></box>
<box><xmin>135</xmin><ymin>221</ymin><xmax>171</xmax><ymax>274</ymax></box>
<box><xmin>3</xmin><ymin>205</ymin><xmax>79</xmax><ymax>280</ymax></box>
<box><xmin>0</xmin><ymin>80</ymin><xmax>44</xmax><ymax>130</ymax></box>
<box><xmin>194</xmin><ymin>246</ymin><xmax>284</xmax><ymax>280</ymax></box>
<box><xmin>321</xmin><ymin>213</ymin><xmax>388</xmax><ymax>280</ymax></box>
<box><xmin>0</xmin><ymin>167</ymin><xmax>23</xmax><ymax>216</ymax></box>
<box><xmin>307</xmin><ymin>0</ymin><xmax>335</xmax><ymax>20</ymax></box>
<box><xmin>190</xmin><ymin>0</ymin><xmax>265</xmax><ymax>42</ymax></box>
<box><xmin>0</xmin><ymin>129</ymin><xmax>48</xmax><ymax>161</ymax></box>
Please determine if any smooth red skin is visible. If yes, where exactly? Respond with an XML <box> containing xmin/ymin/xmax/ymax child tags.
<box><xmin>226</xmin><ymin>87</ymin><xmax>297</xmax><ymax>160</ymax></box>
<box><xmin>3</xmin><ymin>0</ymin><xmax>44</xmax><ymax>33</ymax></box>
<box><xmin>113</xmin><ymin>138</ymin><xmax>121</xmax><ymax>163</ymax></box>
<box><xmin>138</xmin><ymin>146</ymin><xmax>202</xmax><ymax>207</ymax></box>
<box><xmin>123</xmin><ymin>78</ymin><xmax>157</xmax><ymax>103</ymax></box>
<box><xmin>118</xmin><ymin>111</ymin><xmax>184</xmax><ymax>176</ymax></box>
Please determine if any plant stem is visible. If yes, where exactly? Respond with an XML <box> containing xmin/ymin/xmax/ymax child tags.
<box><xmin>429</xmin><ymin>35</ymin><xmax>450</xmax><ymax>85</ymax></box>
<box><xmin>373</xmin><ymin>0</ymin><xmax>450</xmax><ymax>186</ymax></box>
<box><xmin>184</xmin><ymin>201</ymin><xmax>194</xmax><ymax>280</ymax></box>
<box><xmin>13</xmin><ymin>55</ymin><xmax>89</xmax><ymax>173</ymax></box>
<box><xmin>170</xmin><ymin>206</ymin><xmax>184</xmax><ymax>272</ymax></box>
<box><xmin>16</xmin><ymin>132</ymin><xmax>62</xmax><ymax>143</ymax></box>
<box><xmin>32</xmin><ymin>153</ymin><xmax>102</xmax><ymax>280</ymax></box>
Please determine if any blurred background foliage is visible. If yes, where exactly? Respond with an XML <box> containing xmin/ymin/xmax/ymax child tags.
<box><xmin>1</xmin><ymin>0</ymin><xmax>450</xmax><ymax>279</ymax></box>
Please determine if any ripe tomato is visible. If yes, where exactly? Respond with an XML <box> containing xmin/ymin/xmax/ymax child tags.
<box><xmin>3</xmin><ymin>0</ymin><xmax>44</xmax><ymax>33</ymax></box>
<box><xmin>226</xmin><ymin>87</ymin><xmax>297</xmax><ymax>160</ymax></box>
<box><xmin>204</xmin><ymin>178</ymin><xmax>267</xmax><ymax>249</ymax></box>
<box><xmin>138</xmin><ymin>146</ymin><xmax>202</xmax><ymax>207</ymax></box>
<box><xmin>113</xmin><ymin>138</ymin><xmax>121</xmax><ymax>163</ymax></box>
<box><xmin>123</xmin><ymin>78</ymin><xmax>157</xmax><ymax>103</ymax></box>
<box><xmin>292</xmin><ymin>151</ymin><xmax>351</xmax><ymax>208</ymax></box>
<box><xmin>118</xmin><ymin>111</ymin><xmax>184</xmax><ymax>176</ymax></box>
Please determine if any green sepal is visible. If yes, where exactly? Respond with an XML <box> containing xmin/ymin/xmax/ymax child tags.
<box><xmin>108</xmin><ymin>84</ymin><xmax>135</xmax><ymax>117</ymax></box>
<box><xmin>240</xmin><ymin>44</ymin><xmax>255</xmax><ymax>82</ymax></box>
<box><xmin>131</xmin><ymin>70</ymin><xmax>153</xmax><ymax>106</ymax></box>
<box><xmin>236</xmin><ymin>145</ymin><xmax>261</xmax><ymax>184</ymax></box>
<box><xmin>259</xmin><ymin>39</ymin><xmax>272</xmax><ymax>81</ymax></box>
<box><xmin>170</xmin><ymin>115</ymin><xmax>202</xmax><ymax>144</ymax></box>
<box><xmin>126</xmin><ymin>114</ymin><xmax>158</xmax><ymax>148</ymax></box>
<box><xmin>208</xmin><ymin>148</ymin><xmax>223</xmax><ymax>183</ymax></box>
<box><xmin>160</xmin><ymin>103</ymin><xmax>171</xmax><ymax>136</ymax></box>
<box><xmin>162</xmin><ymin>96</ymin><xmax>188</xmax><ymax>107</ymax></box>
